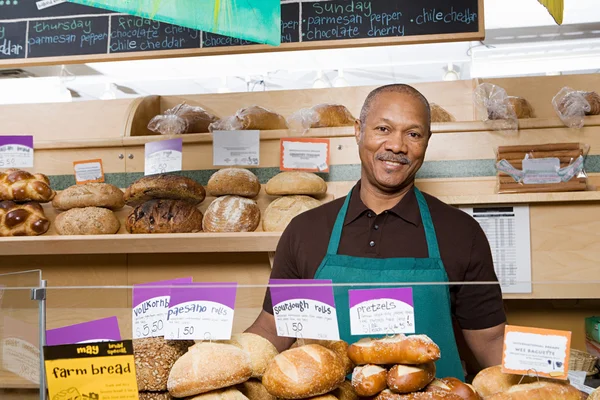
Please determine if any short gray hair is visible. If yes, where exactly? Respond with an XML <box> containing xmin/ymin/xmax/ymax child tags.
<box><xmin>359</xmin><ymin>84</ymin><xmax>431</xmax><ymax>133</ymax></box>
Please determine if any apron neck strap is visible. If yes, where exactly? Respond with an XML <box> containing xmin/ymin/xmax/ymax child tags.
<box><xmin>326</xmin><ymin>186</ymin><xmax>442</xmax><ymax>258</ymax></box>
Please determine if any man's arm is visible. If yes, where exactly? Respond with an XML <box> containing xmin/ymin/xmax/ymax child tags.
<box><xmin>246</xmin><ymin>311</ymin><xmax>295</xmax><ymax>352</ymax></box>
<box><xmin>462</xmin><ymin>323</ymin><xmax>506</xmax><ymax>368</ymax></box>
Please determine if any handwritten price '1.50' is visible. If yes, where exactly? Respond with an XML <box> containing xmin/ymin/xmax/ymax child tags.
<box><xmin>176</xmin><ymin>326</ymin><xmax>195</xmax><ymax>339</ymax></box>
<box><xmin>136</xmin><ymin>320</ymin><xmax>163</xmax><ymax>338</ymax></box>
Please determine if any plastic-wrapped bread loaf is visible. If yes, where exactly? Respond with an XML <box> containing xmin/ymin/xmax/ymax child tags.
<box><xmin>288</xmin><ymin>104</ymin><xmax>356</xmax><ymax>133</ymax></box>
<box><xmin>430</xmin><ymin>104</ymin><xmax>455</xmax><ymax>122</ymax></box>
<box><xmin>0</xmin><ymin>200</ymin><xmax>50</xmax><ymax>236</ymax></box>
<box><xmin>209</xmin><ymin>106</ymin><xmax>288</xmax><ymax>131</ymax></box>
<box><xmin>148</xmin><ymin>103</ymin><xmax>219</xmax><ymax>135</ymax></box>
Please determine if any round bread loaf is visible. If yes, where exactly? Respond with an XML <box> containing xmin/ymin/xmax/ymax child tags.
<box><xmin>347</xmin><ymin>335</ymin><xmax>441</xmax><ymax>365</ymax></box>
<box><xmin>167</xmin><ymin>342</ymin><xmax>252</xmax><ymax>398</ymax></box>
<box><xmin>265</xmin><ymin>172</ymin><xmax>327</xmax><ymax>196</ymax></box>
<box><xmin>237</xmin><ymin>379</ymin><xmax>277</xmax><ymax>400</ymax></box>
<box><xmin>262</xmin><ymin>344</ymin><xmax>346</xmax><ymax>399</ymax></box>
<box><xmin>485</xmin><ymin>381</ymin><xmax>581</xmax><ymax>400</ymax></box>
<box><xmin>387</xmin><ymin>363</ymin><xmax>436</xmax><ymax>394</ymax></box>
<box><xmin>52</xmin><ymin>183</ymin><xmax>125</xmax><ymax>210</ymax></box>
<box><xmin>133</xmin><ymin>337</ymin><xmax>193</xmax><ymax>392</ymax></box>
<box><xmin>207</xmin><ymin>168</ymin><xmax>260</xmax><ymax>198</ymax></box>
<box><xmin>225</xmin><ymin>333</ymin><xmax>278</xmax><ymax>378</ymax></box>
<box><xmin>471</xmin><ymin>366</ymin><xmax>537</xmax><ymax>398</ymax></box>
<box><xmin>203</xmin><ymin>196</ymin><xmax>260</xmax><ymax>233</ymax></box>
<box><xmin>291</xmin><ymin>339</ymin><xmax>354</xmax><ymax>375</ymax></box>
<box><xmin>425</xmin><ymin>378</ymin><xmax>481</xmax><ymax>400</ymax></box>
<box><xmin>124</xmin><ymin>174</ymin><xmax>206</xmax><ymax>207</ymax></box>
<box><xmin>351</xmin><ymin>365</ymin><xmax>387</xmax><ymax>397</ymax></box>
<box><xmin>138</xmin><ymin>392</ymin><xmax>174</xmax><ymax>400</ymax></box>
<box><xmin>332</xmin><ymin>380</ymin><xmax>359</xmax><ymax>400</ymax></box>
<box><xmin>126</xmin><ymin>199</ymin><xmax>203</xmax><ymax>234</ymax></box>
<box><xmin>310</xmin><ymin>104</ymin><xmax>356</xmax><ymax>128</ymax></box>
<box><xmin>376</xmin><ymin>389</ymin><xmax>463</xmax><ymax>400</ymax></box>
<box><xmin>188</xmin><ymin>388</ymin><xmax>250</xmax><ymax>400</ymax></box>
<box><xmin>55</xmin><ymin>207</ymin><xmax>120</xmax><ymax>235</ymax></box>
<box><xmin>263</xmin><ymin>195</ymin><xmax>321</xmax><ymax>232</ymax></box>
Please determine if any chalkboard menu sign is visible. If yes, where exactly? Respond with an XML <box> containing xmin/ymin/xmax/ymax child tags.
<box><xmin>0</xmin><ymin>0</ymin><xmax>482</xmax><ymax>66</ymax></box>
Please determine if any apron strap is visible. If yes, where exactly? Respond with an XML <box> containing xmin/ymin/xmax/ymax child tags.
<box><xmin>326</xmin><ymin>188</ymin><xmax>353</xmax><ymax>255</ymax></box>
<box><xmin>414</xmin><ymin>187</ymin><xmax>441</xmax><ymax>259</ymax></box>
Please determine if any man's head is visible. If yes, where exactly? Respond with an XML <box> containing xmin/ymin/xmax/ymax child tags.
<box><xmin>355</xmin><ymin>84</ymin><xmax>432</xmax><ymax>194</ymax></box>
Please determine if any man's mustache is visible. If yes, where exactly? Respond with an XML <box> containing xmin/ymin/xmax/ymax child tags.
<box><xmin>376</xmin><ymin>153</ymin><xmax>411</xmax><ymax>165</ymax></box>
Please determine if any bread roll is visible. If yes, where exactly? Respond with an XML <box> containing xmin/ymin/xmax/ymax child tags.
<box><xmin>351</xmin><ymin>365</ymin><xmax>387</xmax><ymax>397</ymax></box>
<box><xmin>431</xmin><ymin>104</ymin><xmax>455</xmax><ymax>123</ymax></box>
<box><xmin>375</xmin><ymin>389</ymin><xmax>463</xmax><ymax>400</ymax></box>
<box><xmin>237</xmin><ymin>379</ymin><xmax>277</xmax><ymax>400</ymax></box>
<box><xmin>126</xmin><ymin>199</ymin><xmax>203</xmax><ymax>234</ymax></box>
<box><xmin>133</xmin><ymin>337</ymin><xmax>193</xmax><ymax>392</ymax></box>
<box><xmin>262</xmin><ymin>344</ymin><xmax>346</xmax><ymax>399</ymax></box>
<box><xmin>425</xmin><ymin>378</ymin><xmax>481</xmax><ymax>400</ymax></box>
<box><xmin>203</xmin><ymin>195</ymin><xmax>260</xmax><ymax>233</ymax></box>
<box><xmin>225</xmin><ymin>333</ymin><xmax>278</xmax><ymax>378</ymax></box>
<box><xmin>207</xmin><ymin>168</ymin><xmax>261</xmax><ymax>198</ymax></box>
<box><xmin>347</xmin><ymin>335</ymin><xmax>441</xmax><ymax>365</ymax></box>
<box><xmin>332</xmin><ymin>380</ymin><xmax>359</xmax><ymax>400</ymax></box>
<box><xmin>290</xmin><ymin>339</ymin><xmax>354</xmax><ymax>375</ymax></box>
<box><xmin>138</xmin><ymin>393</ymin><xmax>173</xmax><ymax>400</ymax></box>
<box><xmin>0</xmin><ymin>200</ymin><xmax>49</xmax><ymax>236</ymax></box>
<box><xmin>263</xmin><ymin>195</ymin><xmax>321</xmax><ymax>232</ymax></box>
<box><xmin>387</xmin><ymin>363</ymin><xmax>435</xmax><ymax>394</ymax></box>
<box><xmin>167</xmin><ymin>342</ymin><xmax>252</xmax><ymax>397</ymax></box>
<box><xmin>52</xmin><ymin>183</ymin><xmax>125</xmax><ymax>210</ymax></box>
<box><xmin>310</xmin><ymin>104</ymin><xmax>356</xmax><ymax>128</ymax></box>
<box><xmin>188</xmin><ymin>388</ymin><xmax>250</xmax><ymax>400</ymax></box>
<box><xmin>124</xmin><ymin>174</ymin><xmax>206</xmax><ymax>207</ymax></box>
<box><xmin>265</xmin><ymin>172</ymin><xmax>327</xmax><ymax>196</ymax></box>
<box><xmin>55</xmin><ymin>207</ymin><xmax>120</xmax><ymax>235</ymax></box>
<box><xmin>486</xmin><ymin>381</ymin><xmax>581</xmax><ymax>400</ymax></box>
<box><xmin>471</xmin><ymin>366</ymin><xmax>537</xmax><ymax>398</ymax></box>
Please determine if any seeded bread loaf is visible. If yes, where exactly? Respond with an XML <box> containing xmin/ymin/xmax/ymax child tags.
<box><xmin>52</xmin><ymin>183</ymin><xmax>125</xmax><ymax>210</ymax></box>
<box><xmin>133</xmin><ymin>337</ymin><xmax>193</xmax><ymax>392</ymax></box>
<box><xmin>138</xmin><ymin>392</ymin><xmax>174</xmax><ymax>400</ymax></box>
<box><xmin>126</xmin><ymin>199</ymin><xmax>203</xmax><ymax>234</ymax></box>
<box><xmin>203</xmin><ymin>195</ymin><xmax>260</xmax><ymax>233</ymax></box>
<box><xmin>124</xmin><ymin>174</ymin><xmax>206</xmax><ymax>207</ymax></box>
<box><xmin>265</xmin><ymin>172</ymin><xmax>327</xmax><ymax>196</ymax></box>
<box><xmin>263</xmin><ymin>195</ymin><xmax>321</xmax><ymax>232</ymax></box>
<box><xmin>207</xmin><ymin>168</ymin><xmax>260</xmax><ymax>198</ymax></box>
<box><xmin>55</xmin><ymin>207</ymin><xmax>120</xmax><ymax>235</ymax></box>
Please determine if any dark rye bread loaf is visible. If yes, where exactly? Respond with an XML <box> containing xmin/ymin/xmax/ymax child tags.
<box><xmin>124</xmin><ymin>174</ymin><xmax>206</xmax><ymax>207</ymax></box>
<box><xmin>126</xmin><ymin>199</ymin><xmax>203</xmax><ymax>233</ymax></box>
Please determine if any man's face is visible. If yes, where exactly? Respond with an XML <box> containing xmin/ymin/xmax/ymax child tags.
<box><xmin>355</xmin><ymin>91</ymin><xmax>430</xmax><ymax>192</ymax></box>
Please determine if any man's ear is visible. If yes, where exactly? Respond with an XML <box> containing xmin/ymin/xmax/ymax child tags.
<box><xmin>354</xmin><ymin>119</ymin><xmax>361</xmax><ymax>144</ymax></box>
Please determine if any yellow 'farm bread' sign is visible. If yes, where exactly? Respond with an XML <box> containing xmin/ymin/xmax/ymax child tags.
<box><xmin>44</xmin><ymin>341</ymin><xmax>138</xmax><ymax>400</ymax></box>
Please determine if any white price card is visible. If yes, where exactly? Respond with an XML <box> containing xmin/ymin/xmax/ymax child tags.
<box><xmin>0</xmin><ymin>136</ymin><xmax>34</xmax><ymax>168</ymax></box>
<box><xmin>165</xmin><ymin>283</ymin><xmax>237</xmax><ymax>341</ymax></box>
<box><xmin>349</xmin><ymin>288</ymin><xmax>415</xmax><ymax>335</ymax></box>
<box><xmin>145</xmin><ymin>138</ymin><xmax>183</xmax><ymax>176</ymax></box>
<box><xmin>36</xmin><ymin>0</ymin><xmax>66</xmax><ymax>10</ymax></box>
<box><xmin>73</xmin><ymin>159</ymin><xmax>104</xmax><ymax>184</ymax></box>
<box><xmin>131</xmin><ymin>277</ymin><xmax>192</xmax><ymax>339</ymax></box>
<box><xmin>213</xmin><ymin>130</ymin><xmax>260</xmax><ymax>166</ymax></box>
<box><xmin>502</xmin><ymin>325</ymin><xmax>571</xmax><ymax>380</ymax></box>
<box><xmin>280</xmin><ymin>138</ymin><xmax>330</xmax><ymax>172</ymax></box>
<box><xmin>270</xmin><ymin>279</ymin><xmax>339</xmax><ymax>341</ymax></box>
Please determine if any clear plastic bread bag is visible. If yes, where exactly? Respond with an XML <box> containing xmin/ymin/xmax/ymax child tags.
<box><xmin>552</xmin><ymin>87</ymin><xmax>591</xmax><ymax>129</ymax></box>
<box><xmin>287</xmin><ymin>104</ymin><xmax>356</xmax><ymax>135</ymax></box>
<box><xmin>209</xmin><ymin>106</ymin><xmax>288</xmax><ymax>132</ymax></box>
<box><xmin>148</xmin><ymin>103</ymin><xmax>216</xmax><ymax>135</ymax></box>
<box><xmin>287</xmin><ymin>107</ymin><xmax>321</xmax><ymax>135</ymax></box>
<box><xmin>494</xmin><ymin>143</ymin><xmax>591</xmax><ymax>193</ymax></box>
<box><xmin>473</xmin><ymin>83</ymin><xmax>518</xmax><ymax>131</ymax></box>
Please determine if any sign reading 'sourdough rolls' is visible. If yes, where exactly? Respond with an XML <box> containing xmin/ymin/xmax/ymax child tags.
<box><xmin>44</xmin><ymin>340</ymin><xmax>138</xmax><ymax>400</ymax></box>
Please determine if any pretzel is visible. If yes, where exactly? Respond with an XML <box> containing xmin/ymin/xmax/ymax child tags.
<box><xmin>0</xmin><ymin>169</ymin><xmax>55</xmax><ymax>203</ymax></box>
<box><xmin>0</xmin><ymin>200</ymin><xmax>50</xmax><ymax>236</ymax></box>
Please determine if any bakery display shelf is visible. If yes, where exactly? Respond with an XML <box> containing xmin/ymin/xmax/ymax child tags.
<box><xmin>439</xmin><ymin>190</ymin><xmax>600</xmax><ymax>205</ymax></box>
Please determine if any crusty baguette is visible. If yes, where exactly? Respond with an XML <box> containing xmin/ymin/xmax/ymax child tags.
<box><xmin>262</xmin><ymin>344</ymin><xmax>346</xmax><ymax>399</ymax></box>
<box><xmin>486</xmin><ymin>381</ymin><xmax>581</xmax><ymax>400</ymax></box>
<box><xmin>167</xmin><ymin>342</ymin><xmax>252</xmax><ymax>398</ymax></box>
<box><xmin>351</xmin><ymin>365</ymin><xmax>387</xmax><ymax>397</ymax></box>
<box><xmin>375</xmin><ymin>388</ymin><xmax>463</xmax><ymax>400</ymax></box>
<box><xmin>188</xmin><ymin>388</ymin><xmax>250</xmax><ymax>400</ymax></box>
<box><xmin>291</xmin><ymin>339</ymin><xmax>354</xmax><ymax>375</ymax></box>
<box><xmin>52</xmin><ymin>183</ymin><xmax>125</xmax><ymax>210</ymax></box>
<box><xmin>387</xmin><ymin>363</ymin><xmax>436</xmax><ymax>394</ymax></box>
<box><xmin>347</xmin><ymin>335</ymin><xmax>441</xmax><ymax>365</ymax></box>
<box><xmin>207</xmin><ymin>168</ymin><xmax>261</xmax><ymax>198</ymax></box>
<box><xmin>224</xmin><ymin>333</ymin><xmax>278</xmax><ymax>378</ymax></box>
<box><xmin>425</xmin><ymin>378</ymin><xmax>481</xmax><ymax>400</ymax></box>
<box><xmin>265</xmin><ymin>172</ymin><xmax>327</xmax><ymax>196</ymax></box>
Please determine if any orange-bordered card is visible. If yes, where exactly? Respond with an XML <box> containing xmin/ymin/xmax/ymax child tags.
<box><xmin>73</xmin><ymin>159</ymin><xmax>105</xmax><ymax>184</ymax></box>
<box><xmin>280</xmin><ymin>138</ymin><xmax>330</xmax><ymax>173</ymax></box>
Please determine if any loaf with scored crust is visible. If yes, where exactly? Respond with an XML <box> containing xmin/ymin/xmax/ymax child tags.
<box><xmin>52</xmin><ymin>183</ymin><xmax>124</xmax><ymax>210</ymax></box>
<box><xmin>207</xmin><ymin>168</ymin><xmax>260</xmax><ymax>198</ymax></box>
<box><xmin>126</xmin><ymin>199</ymin><xmax>203</xmax><ymax>233</ymax></box>
<box><xmin>263</xmin><ymin>195</ymin><xmax>321</xmax><ymax>232</ymax></box>
<box><xmin>203</xmin><ymin>195</ymin><xmax>260</xmax><ymax>233</ymax></box>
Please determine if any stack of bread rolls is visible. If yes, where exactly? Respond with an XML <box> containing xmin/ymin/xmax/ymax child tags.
<box><xmin>262</xmin><ymin>172</ymin><xmax>326</xmax><ymax>232</ymax></box>
<box><xmin>0</xmin><ymin>169</ymin><xmax>55</xmax><ymax>236</ymax></box>
<box><xmin>203</xmin><ymin>168</ymin><xmax>262</xmax><ymax>232</ymax></box>
<box><xmin>124</xmin><ymin>174</ymin><xmax>206</xmax><ymax>234</ymax></box>
<box><xmin>52</xmin><ymin>183</ymin><xmax>124</xmax><ymax>235</ymax></box>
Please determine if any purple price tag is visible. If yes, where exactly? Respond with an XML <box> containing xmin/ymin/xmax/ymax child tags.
<box><xmin>0</xmin><ymin>135</ymin><xmax>34</xmax><ymax>168</ymax></box>
<box><xmin>349</xmin><ymin>288</ymin><xmax>415</xmax><ymax>335</ymax></box>
<box><xmin>0</xmin><ymin>135</ymin><xmax>33</xmax><ymax>148</ymax></box>
<box><xmin>168</xmin><ymin>282</ymin><xmax>237</xmax><ymax>309</ymax></box>
<box><xmin>269</xmin><ymin>279</ymin><xmax>336</xmax><ymax>308</ymax></box>
<box><xmin>349</xmin><ymin>288</ymin><xmax>414</xmax><ymax>308</ymax></box>
<box><xmin>145</xmin><ymin>138</ymin><xmax>183</xmax><ymax>156</ymax></box>
<box><xmin>46</xmin><ymin>316</ymin><xmax>121</xmax><ymax>346</ymax></box>
<box><xmin>132</xmin><ymin>277</ymin><xmax>193</xmax><ymax>308</ymax></box>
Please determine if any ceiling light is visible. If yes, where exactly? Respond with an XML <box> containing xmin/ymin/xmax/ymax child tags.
<box><xmin>443</xmin><ymin>62</ymin><xmax>460</xmax><ymax>81</ymax></box>
<box><xmin>333</xmin><ymin>69</ymin><xmax>349</xmax><ymax>87</ymax></box>
<box><xmin>99</xmin><ymin>83</ymin><xmax>118</xmax><ymax>100</ymax></box>
<box><xmin>313</xmin><ymin>70</ymin><xmax>329</xmax><ymax>89</ymax></box>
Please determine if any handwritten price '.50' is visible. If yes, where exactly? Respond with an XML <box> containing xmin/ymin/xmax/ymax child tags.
<box><xmin>150</xmin><ymin>163</ymin><xmax>168</xmax><ymax>174</ymax></box>
<box><xmin>136</xmin><ymin>320</ymin><xmax>164</xmax><ymax>338</ymax></box>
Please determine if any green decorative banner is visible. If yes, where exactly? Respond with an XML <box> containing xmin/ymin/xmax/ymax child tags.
<box><xmin>66</xmin><ymin>0</ymin><xmax>281</xmax><ymax>45</ymax></box>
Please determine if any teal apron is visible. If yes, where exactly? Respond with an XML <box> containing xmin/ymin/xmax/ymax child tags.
<box><xmin>314</xmin><ymin>187</ymin><xmax>464</xmax><ymax>380</ymax></box>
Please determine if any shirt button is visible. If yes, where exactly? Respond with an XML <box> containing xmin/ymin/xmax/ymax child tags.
<box><xmin>369</xmin><ymin>241</ymin><xmax>375</xmax><ymax>247</ymax></box>
<box><xmin>367</xmin><ymin>212</ymin><xmax>373</xmax><ymax>218</ymax></box>
<box><xmin>384</xmin><ymin>210</ymin><xmax>388</xmax><ymax>214</ymax></box>
<box><xmin>374</xmin><ymin>225</ymin><xmax>379</xmax><ymax>230</ymax></box>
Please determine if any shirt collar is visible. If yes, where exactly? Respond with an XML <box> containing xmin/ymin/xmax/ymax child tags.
<box><xmin>344</xmin><ymin>181</ymin><xmax>421</xmax><ymax>227</ymax></box>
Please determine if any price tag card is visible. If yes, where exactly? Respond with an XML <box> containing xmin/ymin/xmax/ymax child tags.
<box><xmin>213</xmin><ymin>130</ymin><xmax>260</xmax><ymax>166</ymax></box>
<box><xmin>280</xmin><ymin>138</ymin><xmax>330</xmax><ymax>172</ymax></box>
<box><xmin>349</xmin><ymin>288</ymin><xmax>415</xmax><ymax>335</ymax></box>
<box><xmin>47</xmin><ymin>317</ymin><xmax>121</xmax><ymax>346</ymax></box>
<box><xmin>44</xmin><ymin>340</ymin><xmax>138</xmax><ymax>400</ymax></box>
<box><xmin>502</xmin><ymin>325</ymin><xmax>571</xmax><ymax>380</ymax></box>
<box><xmin>2</xmin><ymin>316</ymin><xmax>40</xmax><ymax>384</ymax></box>
<box><xmin>132</xmin><ymin>277</ymin><xmax>192</xmax><ymax>339</ymax></box>
<box><xmin>165</xmin><ymin>282</ymin><xmax>237</xmax><ymax>341</ymax></box>
<box><xmin>73</xmin><ymin>159</ymin><xmax>105</xmax><ymax>184</ymax></box>
<box><xmin>270</xmin><ymin>279</ymin><xmax>339</xmax><ymax>341</ymax></box>
<box><xmin>144</xmin><ymin>138</ymin><xmax>183</xmax><ymax>176</ymax></box>
<box><xmin>0</xmin><ymin>135</ymin><xmax>34</xmax><ymax>168</ymax></box>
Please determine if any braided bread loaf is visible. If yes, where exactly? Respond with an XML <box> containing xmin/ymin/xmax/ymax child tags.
<box><xmin>0</xmin><ymin>169</ymin><xmax>55</xmax><ymax>203</ymax></box>
<box><xmin>0</xmin><ymin>201</ymin><xmax>50</xmax><ymax>236</ymax></box>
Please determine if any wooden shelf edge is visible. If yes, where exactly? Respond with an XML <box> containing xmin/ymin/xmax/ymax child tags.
<box><xmin>439</xmin><ymin>190</ymin><xmax>600</xmax><ymax>205</ymax></box>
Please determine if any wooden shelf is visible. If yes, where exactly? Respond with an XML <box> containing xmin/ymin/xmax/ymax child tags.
<box><xmin>438</xmin><ymin>190</ymin><xmax>600</xmax><ymax>205</ymax></box>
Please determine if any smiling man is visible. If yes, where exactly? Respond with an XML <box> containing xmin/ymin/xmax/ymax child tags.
<box><xmin>247</xmin><ymin>84</ymin><xmax>506</xmax><ymax>379</ymax></box>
